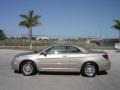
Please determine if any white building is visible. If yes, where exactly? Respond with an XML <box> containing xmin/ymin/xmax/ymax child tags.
<box><xmin>36</xmin><ymin>36</ymin><xmax>49</xmax><ymax>40</ymax></box>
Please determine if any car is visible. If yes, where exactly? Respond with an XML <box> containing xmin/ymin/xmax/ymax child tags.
<box><xmin>11</xmin><ymin>45</ymin><xmax>111</xmax><ymax>77</ymax></box>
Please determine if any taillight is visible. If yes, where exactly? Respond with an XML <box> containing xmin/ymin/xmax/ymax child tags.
<box><xmin>103</xmin><ymin>54</ymin><xmax>109</xmax><ymax>60</ymax></box>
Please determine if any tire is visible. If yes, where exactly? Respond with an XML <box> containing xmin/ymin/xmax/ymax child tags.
<box><xmin>21</xmin><ymin>61</ymin><xmax>37</xmax><ymax>76</ymax></box>
<box><xmin>81</xmin><ymin>63</ymin><xmax>97</xmax><ymax>77</ymax></box>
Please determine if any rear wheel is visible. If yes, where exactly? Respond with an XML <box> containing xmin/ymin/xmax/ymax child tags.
<box><xmin>21</xmin><ymin>61</ymin><xmax>37</xmax><ymax>76</ymax></box>
<box><xmin>81</xmin><ymin>63</ymin><xmax>97</xmax><ymax>77</ymax></box>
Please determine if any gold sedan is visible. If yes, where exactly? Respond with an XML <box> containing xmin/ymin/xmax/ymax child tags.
<box><xmin>11</xmin><ymin>45</ymin><xmax>111</xmax><ymax>77</ymax></box>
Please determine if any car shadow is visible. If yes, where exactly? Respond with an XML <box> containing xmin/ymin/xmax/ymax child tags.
<box><xmin>13</xmin><ymin>71</ymin><xmax>108</xmax><ymax>76</ymax></box>
<box><xmin>38</xmin><ymin>71</ymin><xmax>108</xmax><ymax>76</ymax></box>
<box><xmin>38</xmin><ymin>71</ymin><xmax>80</xmax><ymax>76</ymax></box>
<box><xmin>97</xmin><ymin>71</ymin><xmax>108</xmax><ymax>76</ymax></box>
<box><xmin>38</xmin><ymin>71</ymin><xmax>108</xmax><ymax>75</ymax></box>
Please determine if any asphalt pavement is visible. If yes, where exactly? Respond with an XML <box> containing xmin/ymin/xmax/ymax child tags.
<box><xmin>0</xmin><ymin>49</ymin><xmax>120</xmax><ymax>90</ymax></box>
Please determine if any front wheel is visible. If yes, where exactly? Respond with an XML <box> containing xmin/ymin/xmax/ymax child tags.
<box><xmin>21</xmin><ymin>61</ymin><xmax>37</xmax><ymax>76</ymax></box>
<box><xmin>81</xmin><ymin>63</ymin><xmax>97</xmax><ymax>77</ymax></box>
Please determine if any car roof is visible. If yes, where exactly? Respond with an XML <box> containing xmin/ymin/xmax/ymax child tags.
<box><xmin>53</xmin><ymin>44</ymin><xmax>77</xmax><ymax>47</ymax></box>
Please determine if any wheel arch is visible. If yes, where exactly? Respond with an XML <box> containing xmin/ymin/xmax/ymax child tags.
<box><xmin>19</xmin><ymin>60</ymin><xmax>37</xmax><ymax>73</ymax></box>
<box><xmin>80</xmin><ymin>61</ymin><xmax>99</xmax><ymax>73</ymax></box>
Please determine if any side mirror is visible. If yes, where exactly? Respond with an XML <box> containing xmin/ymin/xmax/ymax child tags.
<box><xmin>41</xmin><ymin>51</ymin><xmax>47</xmax><ymax>56</ymax></box>
<box><xmin>34</xmin><ymin>50</ymin><xmax>38</xmax><ymax>53</ymax></box>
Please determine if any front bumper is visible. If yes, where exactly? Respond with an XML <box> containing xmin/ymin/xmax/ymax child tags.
<box><xmin>11</xmin><ymin>58</ymin><xmax>20</xmax><ymax>71</ymax></box>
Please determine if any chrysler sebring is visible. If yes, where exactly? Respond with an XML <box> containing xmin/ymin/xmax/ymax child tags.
<box><xmin>11</xmin><ymin>45</ymin><xmax>111</xmax><ymax>77</ymax></box>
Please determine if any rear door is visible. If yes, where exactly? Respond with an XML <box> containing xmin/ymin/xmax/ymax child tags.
<box><xmin>67</xmin><ymin>46</ymin><xmax>85</xmax><ymax>71</ymax></box>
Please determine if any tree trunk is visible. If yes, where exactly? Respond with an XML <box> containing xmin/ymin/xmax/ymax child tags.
<box><xmin>28</xmin><ymin>27</ymin><xmax>32</xmax><ymax>49</ymax></box>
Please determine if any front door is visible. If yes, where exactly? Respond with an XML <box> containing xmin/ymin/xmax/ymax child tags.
<box><xmin>38</xmin><ymin>46</ymin><xmax>69</xmax><ymax>71</ymax></box>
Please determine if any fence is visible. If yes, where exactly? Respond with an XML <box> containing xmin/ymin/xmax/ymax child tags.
<box><xmin>0</xmin><ymin>34</ymin><xmax>118</xmax><ymax>50</ymax></box>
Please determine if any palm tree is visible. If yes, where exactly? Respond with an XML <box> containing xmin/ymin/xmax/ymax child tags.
<box><xmin>112</xmin><ymin>19</ymin><xmax>120</xmax><ymax>43</ymax></box>
<box><xmin>19</xmin><ymin>10</ymin><xmax>41</xmax><ymax>49</ymax></box>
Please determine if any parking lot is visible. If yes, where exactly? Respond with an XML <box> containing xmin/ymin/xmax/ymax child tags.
<box><xmin>0</xmin><ymin>49</ymin><xmax>120</xmax><ymax>90</ymax></box>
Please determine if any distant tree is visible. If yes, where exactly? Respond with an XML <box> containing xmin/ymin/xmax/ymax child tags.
<box><xmin>19</xmin><ymin>10</ymin><xmax>41</xmax><ymax>49</ymax></box>
<box><xmin>112</xmin><ymin>19</ymin><xmax>120</xmax><ymax>43</ymax></box>
<box><xmin>0</xmin><ymin>29</ymin><xmax>6</xmax><ymax>40</ymax></box>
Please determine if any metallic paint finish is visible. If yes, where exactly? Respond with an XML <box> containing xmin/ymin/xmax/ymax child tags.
<box><xmin>11</xmin><ymin>45</ymin><xmax>111</xmax><ymax>73</ymax></box>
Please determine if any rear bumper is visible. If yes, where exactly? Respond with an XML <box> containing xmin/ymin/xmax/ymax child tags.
<box><xmin>99</xmin><ymin>60</ymin><xmax>111</xmax><ymax>71</ymax></box>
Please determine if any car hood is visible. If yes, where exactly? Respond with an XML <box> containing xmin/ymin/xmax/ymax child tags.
<box><xmin>14</xmin><ymin>52</ymin><xmax>37</xmax><ymax>58</ymax></box>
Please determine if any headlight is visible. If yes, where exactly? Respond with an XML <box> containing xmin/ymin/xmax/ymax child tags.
<box><xmin>12</xmin><ymin>56</ymin><xmax>19</xmax><ymax>64</ymax></box>
<box><xmin>13</xmin><ymin>55</ymin><xmax>20</xmax><ymax>60</ymax></box>
<box><xmin>14</xmin><ymin>57</ymin><xmax>18</xmax><ymax>60</ymax></box>
<box><xmin>11</xmin><ymin>56</ymin><xmax>20</xmax><ymax>70</ymax></box>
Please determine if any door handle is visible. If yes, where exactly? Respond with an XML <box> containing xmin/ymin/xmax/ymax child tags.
<box><xmin>63</xmin><ymin>56</ymin><xmax>67</xmax><ymax>58</ymax></box>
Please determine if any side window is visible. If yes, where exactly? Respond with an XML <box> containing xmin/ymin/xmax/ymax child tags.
<box><xmin>46</xmin><ymin>46</ymin><xmax>67</xmax><ymax>54</ymax></box>
<box><xmin>68</xmin><ymin>46</ymin><xmax>82</xmax><ymax>53</ymax></box>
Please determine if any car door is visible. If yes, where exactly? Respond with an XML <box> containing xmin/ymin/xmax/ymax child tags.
<box><xmin>67</xmin><ymin>46</ymin><xmax>86</xmax><ymax>71</ymax></box>
<box><xmin>37</xmin><ymin>46</ymin><xmax>69</xmax><ymax>71</ymax></box>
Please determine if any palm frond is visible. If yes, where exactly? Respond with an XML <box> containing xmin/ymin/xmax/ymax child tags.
<box><xmin>34</xmin><ymin>15</ymin><xmax>41</xmax><ymax>19</ymax></box>
<box><xmin>114</xmin><ymin>20</ymin><xmax>120</xmax><ymax>25</ymax></box>
<box><xmin>19</xmin><ymin>10</ymin><xmax>41</xmax><ymax>28</ymax></box>
<box><xmin>112</xmin><ymin>19</ymin><xmax>120</xmax><ymax>30</ymax></box>
<box><xmin>19</xmin><ymin>21</ymin><xmax>29</xmax><ymax>28</ymax></box>
<box><xmin>29</xmin><ymin>10</ymin><xmax>34</xmax><ymax>21</ymax></box>
<box><xmin>20</xmin><ymin>15</ymin><xmax>29</xmax><ymax>20</ymax></box>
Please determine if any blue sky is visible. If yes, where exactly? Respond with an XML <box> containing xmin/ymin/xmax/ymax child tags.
<box><xmin>0</xmin><ymin>0</ymin><xmax>120</xmax><ymax>39</ymax></box>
